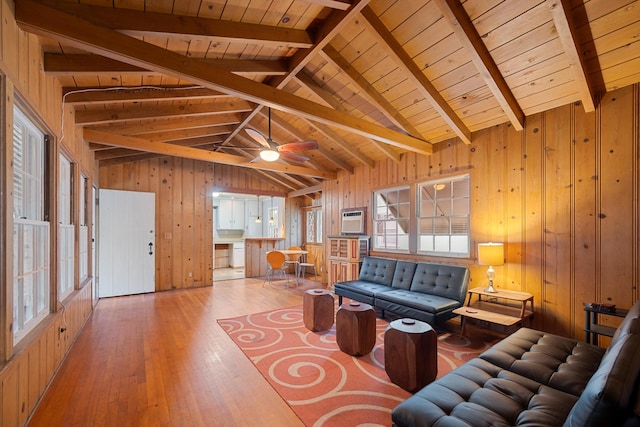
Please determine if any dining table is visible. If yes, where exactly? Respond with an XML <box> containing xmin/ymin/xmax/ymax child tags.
<box><xmin>269</xmin><ymin>249</ymin><xmax>308</xmax><ymax>285</ymax></box>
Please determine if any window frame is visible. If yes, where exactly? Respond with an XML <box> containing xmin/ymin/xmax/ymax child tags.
<box><xmin>58</xmin><ymin>154</ymin><xmax>74</xmax><ymax>300</ymax></box>
<box><xmin>12</xmin><ymin>106</ymin><xmax>50</xmax><ymax>344</ymax></box>
<box><xmin>304</xmin><ymin>206</ymin><xmax>322</xmax><ymax>244</ymax></box>
<box><xmin>372</xmin><ymin>185</ymin><xmax>411</xmax><ymax>253</ymax></box>
<box><xmin>416</xmin><ymin>174</ymin><xmax>471</xmax><ymax>258</ymax></box>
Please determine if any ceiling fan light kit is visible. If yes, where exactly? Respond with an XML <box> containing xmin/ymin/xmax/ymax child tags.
<box><xmin>244</xmin><ymin>107</ymin><xmax>318</xmax><ymax>163</ymax></box>
<box><xmin>259</xmin><ymin>149</ymin><xmax>280</xmax><ymax>162</ymax></box>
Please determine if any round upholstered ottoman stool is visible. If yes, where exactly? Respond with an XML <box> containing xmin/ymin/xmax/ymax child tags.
<box><xmin>384</xmin><ymin>318</ymin><xmax>437</xmax><ymax>392</ymax></box>
<box><xmin>303</xmin><ymin>289</ymin><xmax>334</xmax><ymax>331</ymax></box>
<box><xmin>336</xmin><ymin>301</ymin><xmax>376</xmax><ymax>356</ymax></box>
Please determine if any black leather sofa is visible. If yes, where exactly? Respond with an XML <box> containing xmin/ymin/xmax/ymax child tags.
<box><xmin>333</xmin><ymin>256</ymin><xmax>470</xmax><ymax>325</ymax></box>
<box><xmin>391</xmin><ymin>299</ymin><xmax>640</xmax><ymax>427</ymax></box>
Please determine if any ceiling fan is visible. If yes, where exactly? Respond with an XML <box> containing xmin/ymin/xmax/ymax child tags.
<box><xmin>244</xmin><ymin>108</ymin><xmax>319</xmax><ymax>163</ymax></box>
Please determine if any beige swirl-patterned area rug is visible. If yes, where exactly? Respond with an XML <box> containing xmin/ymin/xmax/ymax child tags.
<box><xmin>218</xmin><ymin>305</ymin><xmax>497</xmax><ymax>427</ymax></box>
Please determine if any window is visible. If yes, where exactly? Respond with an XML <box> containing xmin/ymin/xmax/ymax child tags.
<box><xmin>79</xmin><ymin>175</ymin><xmax>89</xmax><ymax>282</ymax></box>
<box><xmin>373</xmin><ymin>186</ymin><xmax>410</xmax><ymax>251</ymax></box>
<box><xmin>13</xmin><ymin>106</ymin><xmax>50</xmax><ymax>344</ymax></box>
<box><xmin>59</xmin><ymin>154</ymin><xmax>74</xmax><ymax>299</ymax></box>
<box><xmin>417</xmin><ymin>174</ymin><xmax>470</xmax><ymax>257</ymax></box>
<box><xmin>305</xmin><ymin>208</ymin><xmax>322</xmax><ymax>244</ymax></box>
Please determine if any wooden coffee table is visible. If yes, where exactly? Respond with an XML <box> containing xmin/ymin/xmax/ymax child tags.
<box><xmin>336</xmin><ymin>301</ymin><xmax>376</xmax><ymax>356</ymax></box>
<box><xmin>303</xmin><ymin>289</ymin><xmax>334</xmax><ymax>332</ymax></box>
<box><xmin>384</xmin><ymin>318</ymin><xmax>437</xmax><ymax>392</ymax></box>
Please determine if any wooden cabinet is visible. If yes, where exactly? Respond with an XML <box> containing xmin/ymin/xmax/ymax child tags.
<box><xmin>327</xmin><ymin>235</ymin><xmax>369</xmax><ymax>288</ymax></box>
<box><xmin>217</xmin><ymin>199</ymin><xmax>245</xmax><ymax>230</ymax></box>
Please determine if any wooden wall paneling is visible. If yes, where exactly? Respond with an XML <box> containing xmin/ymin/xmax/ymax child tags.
<box><xmin>17</xmin><ymin>17</ymin><xmax>28</xmax><ymax>93</ymax></box>
<box><xmin>196</xmin><ymin>161</ymin><xmax>213</xmax><ymax>286</ymax></box>
<box><xmin>27</xmin><ymin>341</ymin><xmax>41</xmax><ymax>422</ymax></box>
<box><xmin>182</xmin><ymin>159</ymin><xmax>195</xmax><ymax>288</ymax></box>
<box><xmin>572</xmin><ymin>101</ymin><xmax>598</xmax><ymax>339</ymax></box>
<box><xmin>159</xmin><ymin>158</ymin><xmax>175</xmax><ymax>291</ymax></box>
<box><xmin>598</xmin><ymin>88</ymin><xmax>635</xmax><ymax>306</ymax></box>
<box><xmin>1</xmin><ymin>77</ymin><xmax>13</xmax><ymax>362</ymax></box>
<box><xmin>171</xmin><ymin>158</ymin><xmax>185</xmax><ymax>289</ymax></box>
<box><xmin>542</xmin><ymin>105</ymin><xmax>574</xmax><ymax>336</ymax></box>
<box><xmin>505</xmin><ymin>123</ymin><xmax>525</xmax><ymax>292</ymax></box>
<box><xmin>2</xmin><ymin>362</ymin><xmax>19</xmax><ymax>426</ymax></box>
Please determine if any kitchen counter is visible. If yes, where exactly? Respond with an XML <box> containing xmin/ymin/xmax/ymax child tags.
<box><xmin>244</xmin><ymin>237</ymin><xmax>286</xmax><ymax>277</ymax></box>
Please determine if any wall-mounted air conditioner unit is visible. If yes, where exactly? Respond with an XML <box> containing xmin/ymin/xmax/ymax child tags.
<box><xmin>341</xmin><ymin>208</ymin><xmax>366</xmax><ymax>235</ymax></box>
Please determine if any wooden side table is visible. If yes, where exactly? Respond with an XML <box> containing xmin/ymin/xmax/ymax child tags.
<box><xmin>453</xmin><ymin>287</ymin><xmax>534</xmax><ymax>336</ymax></box>
<box><xmin>336</xmin><ymin>301</ymin><xmax>376</xmax><ymax>356</ymax></box>
<box><xmin>303</xmin><ymin>289</ymin><xmax>334</xmax><ymax>332</ymax></box>
<box><xmin>384</xmin><ymin>318</ymin><xmax>437</xmax><ymax>392</ymax></box>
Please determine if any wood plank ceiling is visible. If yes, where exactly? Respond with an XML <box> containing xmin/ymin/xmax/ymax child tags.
<box><xmin>14</xmin><ymin>0</ymin><xmax>640</xmax><ymax>194</ymax></box>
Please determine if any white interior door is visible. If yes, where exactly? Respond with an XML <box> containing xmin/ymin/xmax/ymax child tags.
<box><xmin>98</xmin><ymin>189</ymin><xmax>155</xmax><ymax>297</ymax></box>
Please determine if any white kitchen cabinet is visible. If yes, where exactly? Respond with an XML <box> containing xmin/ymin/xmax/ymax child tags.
<box><xmin>231</xmin><ymin>243</ymin><xmax>245</xmax><ymax>268</ymax></box>
<box><xmin>217</xmin><ymin>199</ymin><xmax>245</xmax><ymax>230</ymax></box>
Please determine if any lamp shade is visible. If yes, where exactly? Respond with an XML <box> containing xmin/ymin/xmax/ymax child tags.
<box><xmin>478</xmin><ymin>243</ymin><xmax>504</xmax><ymax>266</ymax></box>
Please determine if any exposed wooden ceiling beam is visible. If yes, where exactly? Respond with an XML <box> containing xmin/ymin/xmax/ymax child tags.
<box><xmin>63</xmin><ymin>86</ymin><xmax>228</xmax><ymax>105</ymax></box>
<box><xmin>289</xmin><ymin>184</ymin><xmax>322</xmax><ymax>198</ymax></box>
<box><xmin>320</xmin><ymin>45</ymin><xmax>426</xmax><ymax>138</ymax></box>
<box><xmin>134</xmin><ymin>126</ymin><xmax>236</xmax><ymax>143</ymax></box>
<box><xmin>300</xmin><ymin>0</ymin><xmax>350</xmax><ymax>10</ymax></box>
<box><xmin>45</xmin><ymin>1</ymin><xmax>314</xmax><ymax>48</ymax></box>
<box><xmin>360</xmin><ymin>6</ymin><xmax>472</xmax><ymax>145</ymax></box>
<box><xmin>268</xmin><ymin>0</ymin><xmax>371</xmax><ymax>89</ymax></box>
<box><xmin>16</xmin><ymin>0</ymin><xmax>432</xmax><ymax>155</ymax></box>
<box><xmin>306</xmin><ymin>119</ymin><xmax>376</xmax><ymax>169</ymax></box>
<box><xmin>46</xmin><ymin>53</ymin><xmax>289</xmax><ymax>77</ymax></box>
<box><xmin>75</xmin><ymin>101</ymin><xmax>255</xmax><ymax>125</ymax></box>
<box><xmin>87</xmin><ymin>113</ymin><xmax>244</xmax><ymax>135</ymax></box>
<box><xmin>219</xmin><ymin>0</ymin><xmax>373</xmax><ymax>150</ymax></box>
<box><xmin>547</xmin><ymin>0</ymin><xmax>597</xmax><ymax>112</ymax></box>
<box><xmin>84</xmin><ymin>129</ymin><xmax>337</xmax><ymax>179</ymax></box>
<box><xmin>294</xmin><ymin>72</ymin><xmax>402</xmax><ymax>163</ymax></box>
<box><xmin>434</xmin><ymin>0</ymin><xmax>525</xmax><ymax>131</ymax></box>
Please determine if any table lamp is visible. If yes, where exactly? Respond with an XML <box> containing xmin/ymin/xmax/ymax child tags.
<box><xmin>478</xmin><ymin>243</ymin><xmax>504</xmax><ymax>293</ymax></box>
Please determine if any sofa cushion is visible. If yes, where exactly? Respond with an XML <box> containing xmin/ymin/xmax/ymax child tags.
<box><xmin>333</xmin><ymin>280</ymin><xmax>394</xmax><ymax>306</ymax></box>
<box><xmin>357</xmin><ymin>256</ymin><xmax>396</xmax><ymax>286</ymax></box>
<box><xmin>376</xmin><ymin>289</ymin><xmax>461</xmax><ymax>314</ymax></box>
<box><xmin>392</xmin><ymin>358</ymin><xmax>578</xmax><ymax>427</ymax></box>
<box><xmin>409</xmin><ymin>263</ymin><xmax>469</xmax><ymax>304</ymax></box>
<box><xmin>391</xmin><ymin>260</ymin><xmax>417</xmax><ymax>290</ymax></box>
<box><xmin>479</xmin><ymin>328</ymin><xmax>605</xmax><ymax>397</ymax></box>
<box><xmin>563</xmin><ymin>332</ymin><xmax>640</xmax><ymax>427</ymax></box>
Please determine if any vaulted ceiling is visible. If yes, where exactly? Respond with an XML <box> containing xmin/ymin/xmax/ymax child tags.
<box><xmin>14</xmin><ymin>0</ymin><xmax>640</xmax><ymax>194</ymax></box>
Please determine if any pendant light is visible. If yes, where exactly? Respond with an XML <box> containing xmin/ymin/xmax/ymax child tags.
<box><xmin>269</xmin><ymin>196</ymin><xmax>275</xmax><ymax>224</ymax></box>
<box><xmin>255</xmin><ymin>195</ymin><xmax>262</xmax><ymax>223</ymax></box>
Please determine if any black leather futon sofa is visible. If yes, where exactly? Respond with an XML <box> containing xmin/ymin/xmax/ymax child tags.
<box><xmin>391</xmin><ymin>299</ymin><xmax>640</xmax><ymax>427</ymax></box>
<box><xmin>333</xmin><ymin>256</ymin><xmax>470</xmax><ymax>325</ymax></box>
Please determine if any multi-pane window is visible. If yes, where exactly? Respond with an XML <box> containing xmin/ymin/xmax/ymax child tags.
<box><xmin>59</xmin><ymin>154</ymin><xmax>74</xmax><ymax>299</ymax></box>
<box><xmin>79</xmin><ymin>175</ymin><xmax>89</xmax><ymax>282</ymax></box>
<box><xmin>305</xmin><ymin>208</ymin><xmax>322</xmax><ymax>244</ymax></box>
<box><xmin>13</xmin><ymin>106</ymin><xmax>50</xmax><ymax>344</ymax></box>
<box><xmin>373</xmin><ymin>186</ymin><xmax>410</xmax><ymax>251</ymax></box>
<box><xmin>417</xmin><ymin>174</ymin><xmax>470</xmax><ymax>257</ymax></box>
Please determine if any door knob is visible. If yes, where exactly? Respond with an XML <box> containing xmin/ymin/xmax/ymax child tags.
<box><xmin>148</xmin><ymin>242</ymin><xmax>154</xmax><ymax>255</ymax></box>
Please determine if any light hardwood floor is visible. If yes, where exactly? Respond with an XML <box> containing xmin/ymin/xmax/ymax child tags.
<box><xmin>27</xmin><ymin>276</ymin><xmax>324</xmax><ymax>427</ymax></box>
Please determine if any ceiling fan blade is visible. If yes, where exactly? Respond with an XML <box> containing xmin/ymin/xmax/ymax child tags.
<box><xmin>245</xmin><ymin>128</ymin><xmax>270</xmax><ymax>148</ymax></box>
<box><xmin>280</xmin><ymin>151</ymin><xmax>309</xmax><ymax>163</ymax></box>
<box><xmin>277</xmin><ymin>140</ymin><xmax>319</xmax><ymax>152</ymax></box>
